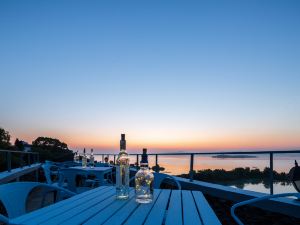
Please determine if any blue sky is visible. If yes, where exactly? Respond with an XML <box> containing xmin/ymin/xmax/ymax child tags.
<box><xmin>0</xmin><ymin>1</ymin><xmax>300</xmax><ymax>152</ymax></box>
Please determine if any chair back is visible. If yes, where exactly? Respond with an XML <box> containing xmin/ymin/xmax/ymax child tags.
<box><xmin>58</xmin><ymin>168</ymin><xmax>90</xmax><ymax>193</ymax></box>
<box><xmin>0</xmin><ymin>182</ymin><xmax>75</xmax><ymax>219</ymax></box>
<box><xmin>42</xmin><ymin>163</ymin><xmax>53</xmax><ymax>184</ymax></box>
<box><xmin>41</xmin><ymin>162</ymin><xmax>60</xmax><ymax>184</ymax></box>
<box><xmin>153</xmin><ymin>173</ymin><xmax>181</xmax><ymax>189</ymax></box>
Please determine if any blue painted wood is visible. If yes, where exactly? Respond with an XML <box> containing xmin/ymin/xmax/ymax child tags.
<box><xmin>10</xmin><ymin>186</ymin><xmax>218</xmax><ymax>225</ymax></box>
<box><xmin>165</xmin><ymin>190</ymin><xmax>182</xmax><ymax>225</ymax></box>
<box><xmin>42</xmin><ymin>188</ymin><xmax>116</xmax><ymax>225</ymax></box>
<box><xmin>11</xmin><ymin>186</ymin><xmax>109</xmax><ymax>224</ymax></box>
<box><xmin>102</xmin><ymin>196</ymin><xmax>140</xmax><ymax>225</ymax></box>
<box><xmin>182</xmin><ymin>190</ymin><xmax>203</xmax><ymax>225</ymax></box>
<box><xmin>192</xmin><ymin>191</ymin><xmax>221</xmax><ymax>225</ymax></box>
<box><xmin>123</xmin><ymin>189</ymin><xmax>162</xmax><ymax>225</ymax></box>
<box><xmin>84</xmin><ymin>190</ymin><xmax>135</xmax><ymax>225</ymax></box>
<box><xmin>59</xmin><ymin>192</ymin><xmax>117</xmax><ymax>225</ymax></box>
<box><xmin>144</xmin><ymin>189</ymin><xmax>171</xmax><ymax>225</ymax></box>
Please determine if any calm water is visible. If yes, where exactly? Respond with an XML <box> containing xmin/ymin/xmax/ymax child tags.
<box><xmin>95</xmin><ymin>153</ymin><xmax>300</xmax><ymax>194</ymax></box>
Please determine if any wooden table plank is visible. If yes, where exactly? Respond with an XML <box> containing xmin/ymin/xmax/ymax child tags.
<box><xmin>11</xmin><ymin>186</ymin><xmax>110</xmax><ymax>224</ymax></box>
<box><xmin>144</xmin><ymin>189</ymin><xmax>171</xmax><ymax>225</ymax></box>
<box><xmin>59</xmin><ymin>192</ymin><xmax>117</xmax><ymax>225</ymax></box>
<box><xmin>84</xmin><ymin>190</ymin><xmax>135</xmax><ymax>225</ymax></box>
<box><xmin>165</xmin><ymin>190</ymin><xmax>183</xmax><ymax>225</ymax></box>
<box><xmin>192</xmin><ymin>191</ymin><xmax>221</xmax><ymax>225</ymax></box>
<box><xmin>182</xmin><ymin>190</ymin><xmax>203</xmax><ymax>225</ymax></box>
<box><xmin>123</xmin><ymin>189</ymin><xmax>162</xmax><ymax>225</ymax></box>
<box><xmin>42</xmin><ymin>188</ymin><xmax>116</xmax><ymax>225</ymax></box>
<box><xmin>103</xmin><ymin>195</ymin><xmax>140</xmax><ymax>225</ymax></box>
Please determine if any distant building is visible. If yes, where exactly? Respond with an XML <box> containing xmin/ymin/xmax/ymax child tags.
<box><xmin>20</xmin><ymin>141</ymin><xmax>32</xmax><ymax>152</ymax></box>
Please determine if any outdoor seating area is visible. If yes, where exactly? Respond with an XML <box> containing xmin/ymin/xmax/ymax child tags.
<box><xmin>1</xmin><ymin>157</ymin><xmax>300</xmax><ymax>225</ymax></box>
<box><xmin>8</xmin><ymin>186</ymin><xmax>222</xmax><ymax>225</ymax></box>
<box><xmin>0</xmin><ymin>158</ymin><xmax>219</xmax><ymax>224</ymax></box>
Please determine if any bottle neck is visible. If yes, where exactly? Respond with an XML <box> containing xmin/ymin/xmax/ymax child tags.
<box><xmin>120</xmin><ymin>148</ymin><xmax>127</xmax><ymax>153</ymax></box>
<box><xmin>140</xmin><ymin>163</ymin><xmax>149</xmax><ymax>168</ymax></box>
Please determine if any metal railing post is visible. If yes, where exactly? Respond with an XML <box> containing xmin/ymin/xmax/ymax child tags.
<box><xmin>20</xmin><ymin>153</ymin><xmax>24</xmax><ymax>168</ymax></box>
<box><xmin>270</xmin><ymin>153</ymin><xmax>274</xmax><ymax>195</ymax></box>
<box><xmin>155</xmin><ymin>154</ymin><xmax>158</xmax><ymax>173</ymax></box>
<box><xmin>189</xmin><ymin>153</ymin><xmax>194</xmax><ymax>182</ymax></box>
<box><xmin>7</xmin><ymin>152</ymin><xmax>11</xmax><ymax>172</ymax></box>
<box><xmin>136</xmin><ymin>154</ymin><xmax>139</xmax><ymax>168</ymax></box>
<box><xmin>28</xmin><ymin>154</ymin><xmax>31</xmax><ymax>166</ymax></box>
<box><xmin>113</xmin><ymin>155</ymin><xmax>116</xmax><ymax>164</ymax></box>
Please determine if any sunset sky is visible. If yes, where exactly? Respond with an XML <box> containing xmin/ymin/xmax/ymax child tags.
<box><xmin>1</xmin><ymin>1</ymin><xmax>300</xmax><ymax>153</ymax></box>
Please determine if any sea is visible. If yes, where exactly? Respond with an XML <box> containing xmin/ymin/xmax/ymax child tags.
<box><xmin>95</xmin><ymin>153</ymin><xmax>300</xmax><ymax>194</ymax></box>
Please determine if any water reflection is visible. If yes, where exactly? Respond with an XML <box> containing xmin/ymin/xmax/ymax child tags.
<box><xmin>94</xmin><ymin>153</ymin><xmax>300</xmax><ymax>194</ymax></box>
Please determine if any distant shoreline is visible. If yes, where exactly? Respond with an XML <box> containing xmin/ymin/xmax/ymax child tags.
<box><xmin>212</xmin><ymin>154</ymin><xmax>257</xmax><ymax>159</ymax></box>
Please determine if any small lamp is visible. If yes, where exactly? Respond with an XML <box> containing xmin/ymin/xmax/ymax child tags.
<box><xmin>290</xmin><ymin>160</ymin><xmax>300</xmax><ymax>193</ymax></box>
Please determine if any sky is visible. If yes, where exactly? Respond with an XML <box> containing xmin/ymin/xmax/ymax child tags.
<box><xmin>0</xmin><ymin>0</ymin><xmax>300</xmax><ymax>153</ymax></box>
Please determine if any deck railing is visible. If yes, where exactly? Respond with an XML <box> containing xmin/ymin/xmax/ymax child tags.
<box><xmin>0</xmin><ymin>149</ymin><xmax>39</xmax><ymax>172</ymax></box>
<box><xmin>94</xmin><ymin>150</ymin><xmax>300</xmax><ymax>195</ymax></box>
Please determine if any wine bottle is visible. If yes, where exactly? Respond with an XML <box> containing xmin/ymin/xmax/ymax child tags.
<box><xmin>82</xmin><ymin>148</ymin><xmax>87</xmax><ymax>168</ymax></box>
<box><xmin>116</xmin><ymin>134</ymin><xmax>130</xmax><ymax>199</ymax></box>
<box><xmin>90</xmin><ymin>148</ymin><xmax>95</xmax><ymax>168</ymax></box>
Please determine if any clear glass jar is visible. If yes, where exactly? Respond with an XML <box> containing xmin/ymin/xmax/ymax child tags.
<box><xmin>135</xmin><ymin>149</ymin><xmax>154</xmax><ymax>203</ymax></box>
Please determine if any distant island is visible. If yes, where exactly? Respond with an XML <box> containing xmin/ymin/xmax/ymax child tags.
<box><xmin>212</xmin><ymin>154</ymin><xmax>257</xmax><ymax>159</ymax></box>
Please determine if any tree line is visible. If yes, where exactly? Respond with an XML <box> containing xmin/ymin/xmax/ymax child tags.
<box><xmin>0</xmin><ymin>127</ymin><xmax>74</xmax><ymax>171</ymax></box>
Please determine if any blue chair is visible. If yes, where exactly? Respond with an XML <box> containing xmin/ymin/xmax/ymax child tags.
<box><xmin>58</xmin><ymin>168</ymin><xmax>98</xmax><ymax>193</ymax></box>
<box><xmin>231</xmin><ymin>192</ymin><xmax>300</xmax><ymax>225</ymax></box>
<box><xmin>41</xmin><ymin>162</ymin><xmax>60</xmax><ymax>185</ymax></box>
<box><xmin>154</xmin><ymin>173</ymin><xmax>181</xmax><ymax>189</ymax></box>
<box><xmin>0</xmin><ymin>182</ymin><xmax>75</xmax><ymax>222</ymax></box>
<box><xmin>129</xmin><ymin>173</ymin><xmax>181</xmax><ymax>189</ymax></box>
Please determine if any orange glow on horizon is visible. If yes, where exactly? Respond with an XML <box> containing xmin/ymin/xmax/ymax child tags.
<box><xmin>9</xmin><ymin>128</ymin><xmax>300</xmax><ymax>153</ymax></box>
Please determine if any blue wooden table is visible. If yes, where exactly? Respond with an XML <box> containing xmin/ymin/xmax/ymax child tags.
<box><xmin>10</xmin><ymin>186</ymin><xmax>221</xmax><ymax>225</ymax></box>
<box><xmin>69</xmin><ymin>166</ymin><xmax>113</xmax><ymax>185</ymax></box>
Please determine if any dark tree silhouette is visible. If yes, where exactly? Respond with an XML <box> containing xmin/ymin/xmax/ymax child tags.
<box><xmin>14</xmin><ymin>138</ymin><xmax>24</xmax><ymax>151</ymax></box>
<box><xmin>32</xmin><ymin>137</ymin><xmax>73</xmax><ymax>162</ymax></box>
<box><xmin>32</xmin><ymin>137</ymin><xmax>68</xmax><ymax>150</ymax></box>
<box><xmin>0</xmin><ymin>127</ymin><xmax>11</xmax><ymax>149</ymax></box>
